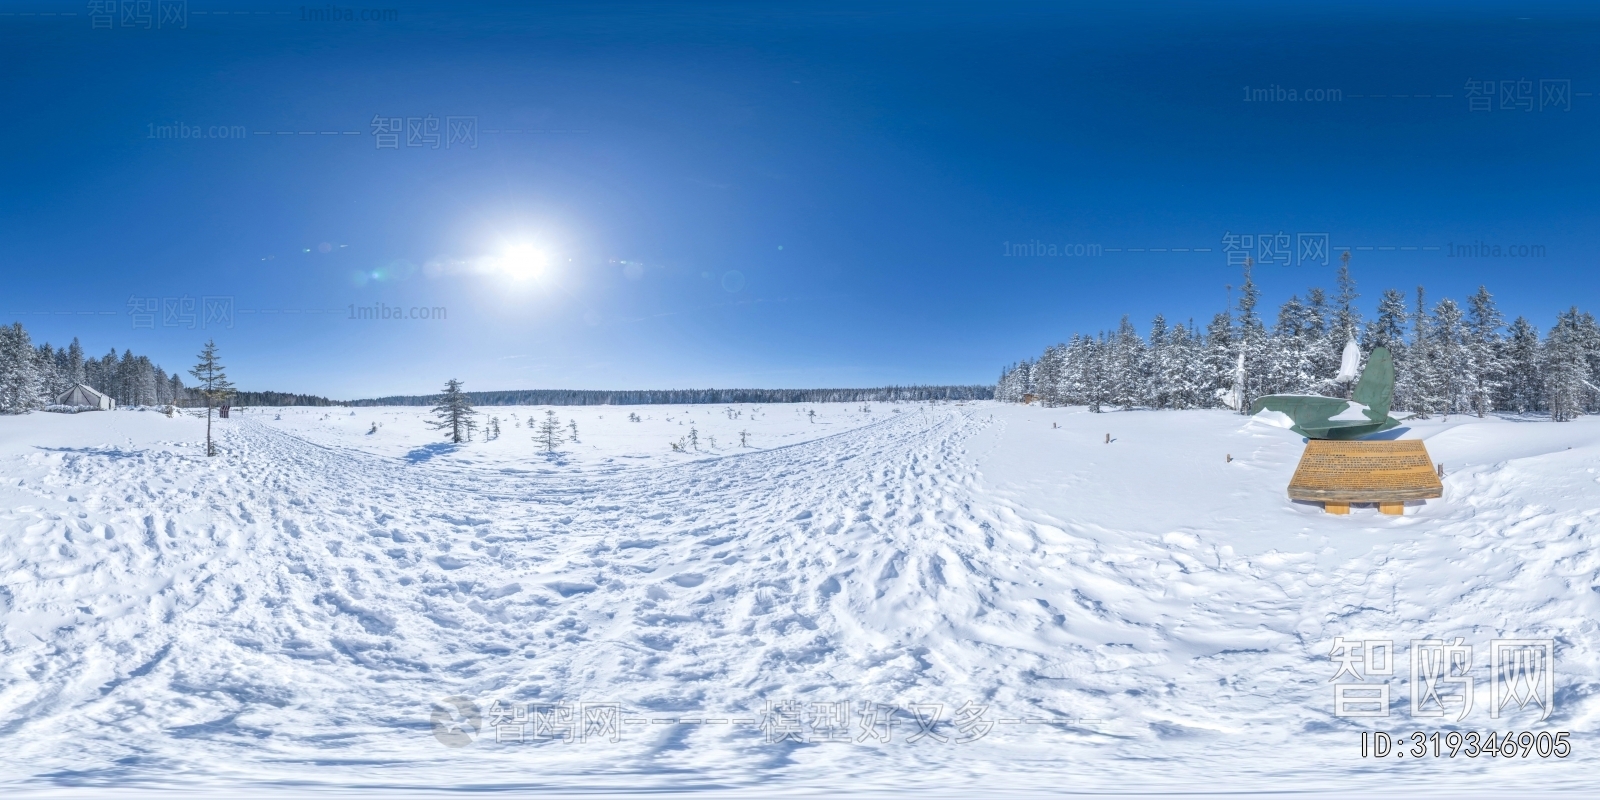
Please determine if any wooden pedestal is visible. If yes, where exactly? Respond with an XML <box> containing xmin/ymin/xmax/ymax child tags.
<box><xmin>1288</xmin><ymin>440</ymin><xmax>1443</xmax><ymax>516</ymax></box>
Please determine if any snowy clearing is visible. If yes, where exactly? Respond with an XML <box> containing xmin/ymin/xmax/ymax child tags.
<box><xmin>1</xmin><ymin>402</ymin><xmax>1597</xmax><ymax>797</ymax></box>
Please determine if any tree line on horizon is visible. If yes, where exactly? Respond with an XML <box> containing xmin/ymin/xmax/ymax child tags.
<box><xmin>995</xmin><ymin>257</ymin><xmax>1599</xmax><ymax>422</ymax></box>
<box><xmin>350</xmin><ymin>385</ymin><xmax>994</xmax><ymax>407</ymax></box>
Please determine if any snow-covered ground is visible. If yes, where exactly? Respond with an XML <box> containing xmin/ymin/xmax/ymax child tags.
<box><xmin>259</xmin><ymin>402</ymin><xmax>893</xmax><ymax>471</ymax></box>
<box><xmin>1</xmin><ymin>401</ymin><xmax>1597</xmax><ymax>798</ymax></box>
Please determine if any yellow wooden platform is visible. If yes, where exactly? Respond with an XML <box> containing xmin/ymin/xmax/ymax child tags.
<box><xmin>1287</xmin><ymin>439</ymin><xmax>1443</xmax><ymax>515</ymax></box>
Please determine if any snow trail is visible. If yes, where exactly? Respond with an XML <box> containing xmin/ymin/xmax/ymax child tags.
<box><xmin>1</xmin><ymin>404</ymin><xmax>1597</xmax><ymax>794</ymax></box>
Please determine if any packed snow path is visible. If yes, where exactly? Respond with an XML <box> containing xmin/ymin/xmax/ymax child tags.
<box><xmin>1</xmin><ymin>404</ymin><xmax>1597</xmax><ymax>796</ymax></box>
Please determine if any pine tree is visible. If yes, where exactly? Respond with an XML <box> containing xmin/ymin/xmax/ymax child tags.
<box><xmin>1499</xmin><ymin>316</ymin><xmax>1542</xmax><ymax>413</ymax></box>
<box><xmin>1109</xmin><ymin>315</ymin><xmax>1147</xmax><ymax>409</ymax></box>
<box><xmin>1236</xmin><ymin>259</ymin><xmax>1267</xmax><ymax>410</ymax></box>
<box><xmin>428</xmin><ymin>379</ymin><xmax>474</xmax><ymax>444</ymax></box>
<box><xmin>35</xmin><ymin>343</ymin><xmax>67</xmax><ymax>400</ymax></box>
<box><xmin>1465</xmin><ymin>286</ymin><xmax>1506</xmax><ymax>417</ymax></box>
<box><xmin>0</xmin><ymin>323</ymin><xmax>44</xmax><ymax>414</ymax></box>
<box><xmin>1204</xmin><ymin>311</ymin><xmax>1236</xmax><ymax>408</ymax></box>
<box><xmin>1331</xmin><ymin>251</ymin><xmax>1362</xmax><ymax>345</ymax></box>
<box><xmin>1304</xmin><ymin>286</ymin><xmax>1340</xmax><ymax>389</ymax></box>
<box><xmin>1545</xmin><ymin>308</ymin><xmax>1590</xmax><ymax>421</ymax></box>
<box><xmin>1056</xmin><ymin>336</ymin><xmax>1087</xmax><ymax>404</ymax></box>
<box><xmin>188</xmin><ymin>339</ymin><xmax>235</xmax><ymax>456</ymax></box>
<box><xmin>535</xmin><ymin>409</ymin><xmax>561</xmax><ymax>452</ymax></box>
<box><xmin>154</xmin><ymin>366</ymin><xmax>172</xmax><ymax>405</ymax></box>
<box><xmin>118</xmin><ymin>349</ymin><xmax>138</xmax><ymax>406</ymax></box>
<box><xmin>1404</xmin><ymin>287</ymin><xmax>1441</xmax><ymax>417</ymax></box>
<box><xmin>1082</xmin><ymin>334</ymin><xmax>1109</xmax><ymax>412</ymax></box>
<box><xmin>1364</xmin><ymin>289</ymin><xmax>1408</xmax><ymax>351</ymax></box>
<box><xmin>1268</xmin><ymin>295</ymin><xmax>1317</xmax><ymax>395</ymax></box>
<box><xmin>1366</xmin><ymin>289</ymin><xmax>1409</xmax><ymax>410</ymax></box>
<box><xmin>95</xmin><ymin>349</ymin><xmax>117</xmax><ymax>396</ymax></box>
<box><xmin>67</xmin><ymin>338</ymin><xmax>85</xmax><ymax>385</ymax></box>
<box><xmin>1576</xmin><ymin>310</ymin><xmax>1600</xmax><ymax>414</ymax></box>
<box><xmin>1147</xmin><ymin>315</ymin><xmax>1170</xmax><ymax>408</ymax></box>
<box><xmin>1176</xmin><ymin>320</ymin><xmax>1210</xmax><ymax>409</ymax></box>
<box><xmin>1032</xmin><ymin>343</ymin><xmax>1066</xmax><ymax>406</ymax></box>
<box><xmin>995</xmin><ymin>362</ymin><xmax>1027</xmax><ymax>403</ymax></box>
<box><xmin>1431</xmin><ymin>297</ymin><xmax>1470</xmax><ymax>416</ymax></box>
<box><xmin>133</xmin><ymin>355</ymin><xmax>158</xmax><ymax>407</ymax></box>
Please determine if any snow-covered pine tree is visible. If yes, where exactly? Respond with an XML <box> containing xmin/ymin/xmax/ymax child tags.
<box><xmin>1363</xmin><ymin>289</ymin><xmax>1408</xmax><ymax>351</ymax></box>
<box><xmin>428</xmin><ymin>379</ymin><xmax>474</xmax><ymax>444</ymax></box>
<box><xmin>1404</xmin><ymin>287</ymin><xmax>1442</xmax><ymax>418</ymax></box>
<box><xmin>1081</xmin><ymin>334</ymin><xmax>1109</xmax><ymax>413</ymax></box>
<box><xmin>1204</xmin><ymin>310</ymin><xmax>1235</xmax><ymax>408</ymax></box>
<box><xmin>66</xmin><ymin>337</ymin><xmax>85</xmax><ymax>385</ymax></box>
<box><xmin>994</xmin><ymin>361</ymin><xmax>1029</xmax><ymax>403</ymax></box>
<box><xmin>1031</xmin><ymin>343</ymin><xmax>1065</xmax><ymax>406</ymax></box>
<box><xmin>1107</xmin><ymin>316</ymin><xmax>1147</xmax><ymax>410</ymax></box>
<box><xmin>188</xmin><ymin>339</ymin><xmax>235</xmax><ymax>456</ymax></box>
<box><xmin>1236</xmin><ymin>259</ymin><xmax>1269</xmax><ymax>411</ymax></box>
<box><xmin>1499</xmin><ymin>316</ymin><xmax>1542</xmax><ymax>413</ymax></box>
<box><xmin>117</xmin><ymin>349</ymin><xmax>138</xmax><ymax>406</ymax></box>
<box><xmin>35</xmin><ymin>343</ymin><xmax>66</xmax><ymax>401</ymax></box>
<box><xmin>1057</xmin><ymin>334</ymin><xmax>1088</xmax><ymax>404</ymax></box>
<box><xmin>1577</xmin><ymin>309</ymin><xmax>1600</xmax><ymax>415</ymax></box>
<box><xmin>1267</xmin><ymin>294</ymin><xmax>1317</xmax><ymax>395</ymax></box>
<box><xmin>95</xmin><ymin>349</ymin><xmax>117</xmax><ymax>397</ymax></box>
<box><xmin>1430</xmin><ymin>297</ymin><xmax>1471</xmax><ymax>416</ymax></box>
<box><xmin>0</xmin><ymin>323</ymin><xmax>44</xmax><ymax>414</ymax></box>
<box><xmin>1544</xmin><ymin>308</ymin><xmax>1590</xmax><ymax>421</ymax></box>
<box><xmin>1331</xmin><ymin>251</ymin><xmax>1362</xmax><ymax>345</ymax></box>
<box><xmin>1304</xmin><ymin>287</ymin><xmax>1338</xmax><ymax>388</ymax></box>
<box><xmin>1465</xmin><ymin>286</ymin><xmax>1506</xmax><ymax>417</ymax></box>
<box><xmin>1365</xmin><ymin>289</ymin><xmax>1409</xmax><ymax>410</ymax></box>
<box><xmin>134</xmin><ymin>355</ymin><xmax>158</xmax><ymax>407</ymax></box>
<box><xmin>1147</xmin><ymin>315</ymin><xmax>1174</xmax><ymax>408</ymax></box>
<box><xmin>51</xmin><ymin>345</ymin><xmax>70</xmax><ymax>393</ymax></box>
<box><xmin>1174</xmin><ymin>320</ymin><xmax>1210</xmax><ymax>409</ymax></box>
<box><xmin>154</xmin><ymin>366</ymin><xmax>172</xmax><ymax>405</ymax></box>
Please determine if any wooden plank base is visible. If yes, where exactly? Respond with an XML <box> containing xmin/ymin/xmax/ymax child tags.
<box><xmin>1289</xmin><ymin>440</ymin><xmax>1442</xmax><ymax>517</ymax></box>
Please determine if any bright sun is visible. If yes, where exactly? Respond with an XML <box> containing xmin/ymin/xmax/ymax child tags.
<box><xmin>492</xmin><ymin>243</ymin><xmax>549</xmax><ymax>281</ymax></box>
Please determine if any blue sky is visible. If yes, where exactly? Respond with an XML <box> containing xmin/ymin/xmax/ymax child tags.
<box><xmin>3</xmin><ymin>1</ymin><xmax>1598</xmax><ymax>397</ymax></box>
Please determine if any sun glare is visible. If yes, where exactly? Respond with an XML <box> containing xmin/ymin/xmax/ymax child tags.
<box><xmin>492</xmin><ymin>243</ymin><xmax>550</xmax><ymax>281</ymax></box>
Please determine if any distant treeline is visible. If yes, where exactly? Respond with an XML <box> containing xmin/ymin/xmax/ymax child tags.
<box><xmin>232</xmin><ymin>390</ymin><xmax>345</xmax><ymax>407</ymax></box>
<box><xmin>349</xmin><ymin>385</ymin><xmax>994</xmax><ymax>407</ymax></box>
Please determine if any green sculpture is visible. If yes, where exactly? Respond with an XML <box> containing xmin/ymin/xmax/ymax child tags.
<box><xmin>1249</xmin><ymin>346</ymin><xmax>1401</xmax><ymax>440</ymax></box>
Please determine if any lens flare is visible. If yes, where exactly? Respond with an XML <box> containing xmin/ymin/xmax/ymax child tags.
<box><xmin>494</xmin><ymin>244</ymin><xmax>548</xmax><ymax>281</ymax></box>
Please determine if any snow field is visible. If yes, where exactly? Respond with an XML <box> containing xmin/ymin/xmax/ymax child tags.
<box><xmin>259</xmin><ymin>402</ymin><xmax>893</xmax><ymax>470</ymax></box>
<box><xmin>0</xmin><ymin>401</ymin><xmax>1597</xmax><ymax>796</ymax></box>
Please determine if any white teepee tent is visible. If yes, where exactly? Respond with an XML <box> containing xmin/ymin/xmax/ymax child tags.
<box><xmin>56</xmin><ymin>383</ymin><xmax>115</xmax><ymax>410</ymax></box>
